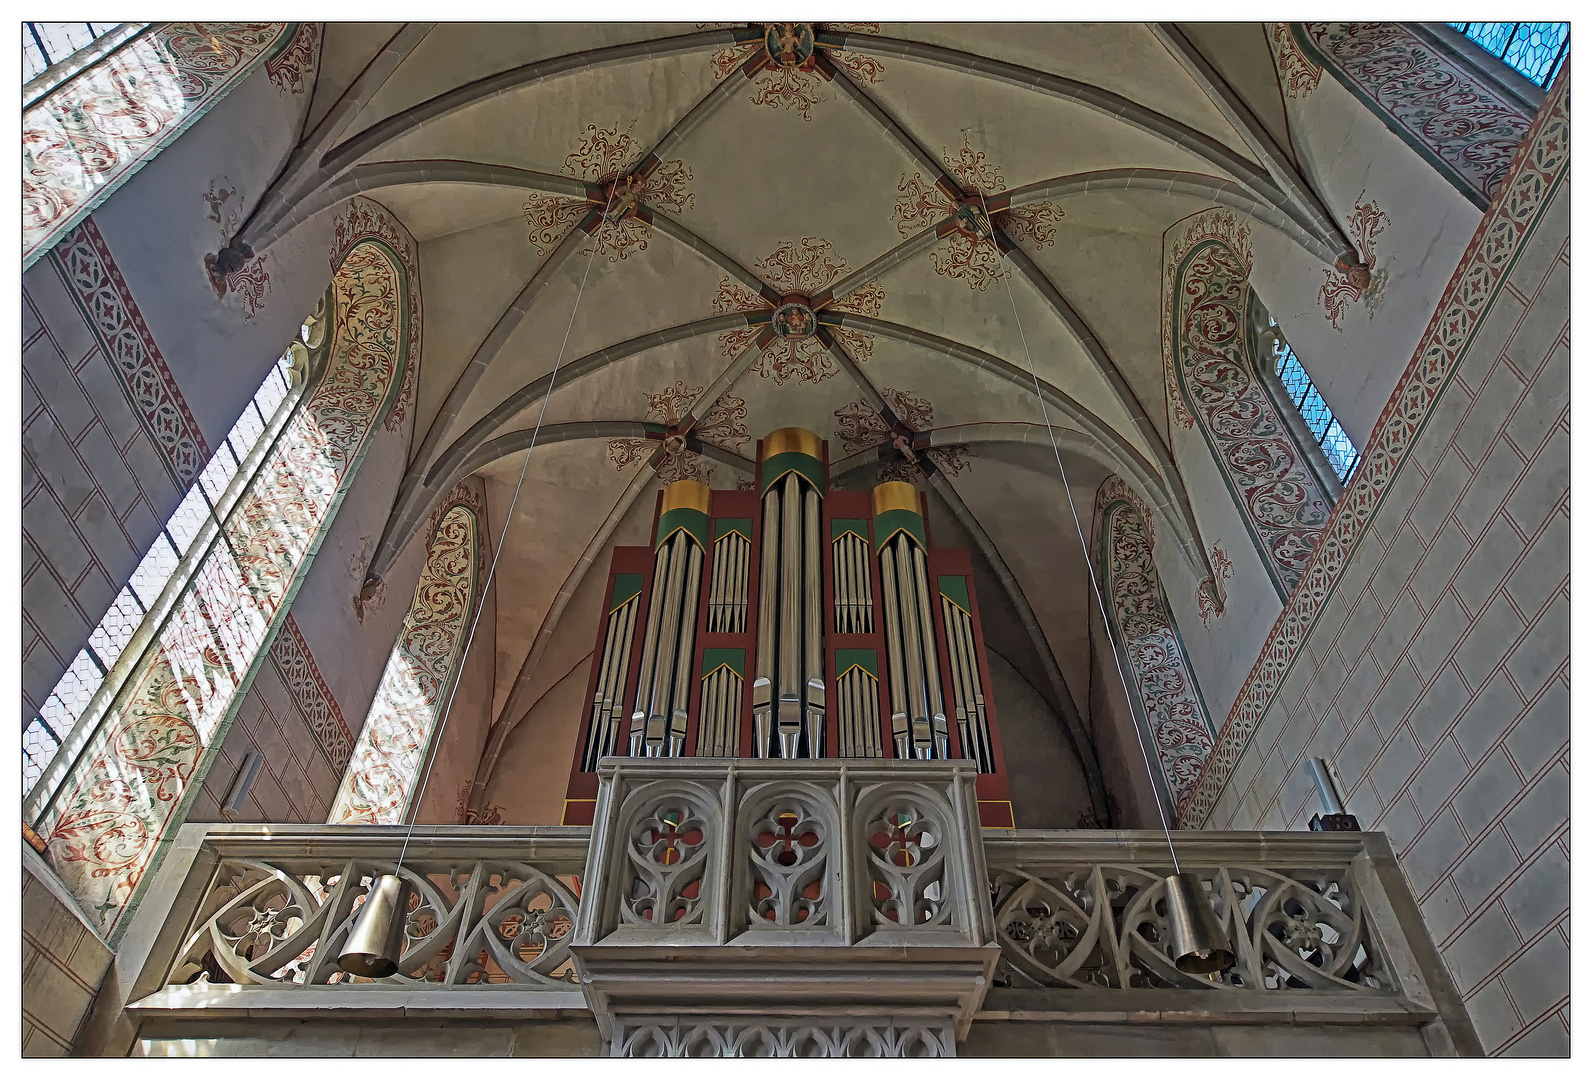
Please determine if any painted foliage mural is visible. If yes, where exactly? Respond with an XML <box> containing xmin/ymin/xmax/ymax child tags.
<box><xmin>1094</xmin><ymin>478</ymin><xmax>1215</xmax><ymax>808</ymax></box>
<box><xmin>24</xmin><ymin>23</ymin><xmax>296</xmax><ymax>266</ymax></box>
<box><xmin>1163</xmin><ymin>209</ymin><xmax>1332</xmax><ymax>600</ymax></box>
<box><xmin>1298</xmin><ymin>23</ymin><xmax>1536</xmax><ymax>208</ymax></box>
<box><xmin>329</xmin><ymin>497</ymin><xmax>482</xmax><ymax>826</ymax></box>
<box><xmin>36</xmin><ymin>233</ymin><xmax>411</xmax><ymax>936</ymax></box>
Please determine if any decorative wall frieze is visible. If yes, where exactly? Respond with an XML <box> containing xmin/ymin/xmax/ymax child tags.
<box><xmin>1161</xmin><ymin>206</ymin><xmax>1332</xmax><ymax>598</ymax></box>
<box><xmin>1268</xmin><ymin>22</ymin><xmax>1322</xmax><ymax>99</ymax></box>
<box><xmin>1298</xmin><ymin>22</ymin><xmax>1537</xmax><ymax>207</ymax></box>
<box><xmin>24</xmin><ymin>23</ymin><xmax>295</xmax><ymax>267</ymax></box>
<box><xmin>268</xmin><ymin>614</ymin><xmax>354</xmax><ymax>772</ymax></box>
<box><xmin>1093</xmin><ymin>476</ymin><xmax>1215</xmax><ymax>806</ymax></box>
<box><xmin>330</xmin><ymin>198</ymin><xmax>422</xmax><ymax>433</ymax></box>
<box><xmin>48</xmin><ymin>216</ymin><xmax>210</xmax><ymax>485</ymax></box>
<box><xmin>1196</xmin><ymin>543</ymin><xmax>1234</xmax><ymax>628</ymax></box>
<box><xmin>1180</xmin><ymin>73</ymin><xmax>1569</xmax><ymax>826</ymax></box>
<box><xmin>329</xmin><ymin>498</ymin><xmax>482</xmax><ymax>826</ymax></box>
<box><xmin>265</xmin><ymin>21</ymin><xmax>320</xmax><ymax>94</ymax></box>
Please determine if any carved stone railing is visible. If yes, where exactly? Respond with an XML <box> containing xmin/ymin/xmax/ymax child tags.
<box><xmin>979</xmin><ymin>830</ymin><xmax>1478</xmax><ymax>1054</ymax></box>
<box><xmin>571</xmin><ymin>758</ymin><xmax>998</xmax><ymax>1057</ymax></box>
<box><xmin>126</xmin><ymin>825</ymin><xmax>592</xmax><ymax>1016</ymax></box>
<box><xmin>108</xmin><ymin>792</ymin><xmax>1475</xmax><ymax>1055</ymax></box>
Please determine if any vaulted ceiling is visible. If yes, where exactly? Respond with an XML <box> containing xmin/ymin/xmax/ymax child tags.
<box><xmin>282</xmin><ymin>22</ymin><xmax>1326</xmax><ymax>775</ymax></box>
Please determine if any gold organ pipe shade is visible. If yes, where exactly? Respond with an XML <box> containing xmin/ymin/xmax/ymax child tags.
<box><xmin>659</xmin><ymin>478</ymin><xmax>712</xmax><ymax>515</ymax></box>
<box><xmin>871</xmin><ymin>481</ymin><xmax>921</xmax><ymax>518</ymax></box>
<box><xmin>761</xmin><ymin>426</ymin><xmax>824</xmax><ymax>461</ymax></box>
<box><xmin>1164</xmin><ymin>872</ymin><xmax>1235</xmax><ymax>974</ymax></box>
<box><xmin>338</xmin><ymin>874</ymin><xmax>410</xmax><ymax>978</ymax></box>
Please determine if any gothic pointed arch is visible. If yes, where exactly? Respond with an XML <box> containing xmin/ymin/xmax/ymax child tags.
<box><xmin>1093</xmin><ymin>476</ymin><xmax>1215</xmax><ymax>812</ymax></box>
<box><xmin>329</xmin><ymin>482</ymin><xmax>485</xmax><ymax>825</ymax></box>
<box><xmin>1162</xmin><ymin>208</ymin><xmax>1334</xmax><ymax>599</ymax></box>
<box><xmin>34</xmin><ymin>199</ymin><xmax>417</xmax><ymax>938</ymax></box>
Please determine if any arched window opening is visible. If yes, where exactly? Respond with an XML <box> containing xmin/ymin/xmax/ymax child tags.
<box><xmin>23</xmin><ymin>307</ymin><xmax>320</xmax><ymax>799</ymax></box>
<box><xmin>329</xmin><ymin>498</ymin><xmax>483</xmax><ymax>826</ymax></box>
<box><xmin>1448</xmin><ymin>22</ymin><xmax>1569</xmax><ymax>87</ymax></box>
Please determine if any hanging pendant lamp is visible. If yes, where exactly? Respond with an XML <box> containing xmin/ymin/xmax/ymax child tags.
<box><xmin>338</xmin><ymin>873</ymin><xmax>411</xmax><ymax>978</ymax></box>
<box><xmin>1164</xmin><ymin>871</ymin><xmax>1234</xmax><ymax>974</ymax></box>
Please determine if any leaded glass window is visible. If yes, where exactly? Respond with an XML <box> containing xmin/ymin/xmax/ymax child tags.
<box><xmin>23</xmin><ymin>23</ymin><xmax>127</xmax><ymax>83</ymax></box>
<box><xmin>1448</xmin><ymin>22</ymin><xmax>1569</xmax><ymax>87</ymax></box>
<box><xmin>22</xmin><ymin>336</ymin><xmax>309</xmax><ymax>796</ymax></box>
<box><xmin>1269</xmin><ymin>324</ymin><xmax>1360</xmax><ymax>484</ymax></box>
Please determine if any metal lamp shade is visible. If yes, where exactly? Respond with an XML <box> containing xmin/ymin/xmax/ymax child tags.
<box><xmin>1164</xmin><ymin>872</ymin><xmax>1233</xmax><ymax>974</ymax></box>
<box><xmin>338</xmin><ymin>874</ymin><xmax>410</xmax><ymax>978</ymax></box>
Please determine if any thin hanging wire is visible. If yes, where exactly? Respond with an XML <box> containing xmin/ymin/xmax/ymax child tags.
<box><xmin>391</xmin><ymin>186</ymin><xmax>620</xmax><ymax>874</ymax></box>
<box><xmin>972</xmin><ymin>190</ymin><xmax>1182</xmax><ymax>872</ymax></box>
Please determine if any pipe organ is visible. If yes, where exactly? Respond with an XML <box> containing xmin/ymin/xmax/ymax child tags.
<box><xmin>565</xmin><ymin>428</ymin><xmax>1012</xmax><ymax>827</ymax></box>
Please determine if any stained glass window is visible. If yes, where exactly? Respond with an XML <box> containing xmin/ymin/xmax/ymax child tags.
<box><xmin>23</xmin><ymin>345</ymin><xmax>303</xmax><ymax>795</ymax></box>
<box><xmin>1270</xmin><ymin>326</ymin><xmax>1360</xmax><ymax>484</ymax></box>
<box><xmin>23</xmin><ymin>23</ymin><xmax>127</xmax><ymax>83</ymax></box>
<box><xmin>1449</xmin><ymin>22</ymin><xmax>1569</xmax><ymax>87</ymax></box>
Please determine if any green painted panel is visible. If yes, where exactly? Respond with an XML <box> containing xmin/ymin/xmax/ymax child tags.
<box><xmin>701</xmin><ymin>647</ymin><xmax>745</xmax><ymax>679</ymax></box>
<box><xmin>938</xmin><ymin>575</ymin><xmax>971</xmax><ymax>615</ymax></box>
<box><xmin>835</xmin><ymin>648</ymin><xmax>878</xmax><ymax>680</ymax></box>
<box><xmin>831</xmin><ymin>517</ymin><xmax>868</xmax><ymax>541</ymax></box>
<box><xmin>761</xmin><ymin>450</ymin><xmax>824</xmax><ymax>493</ymax></box>
<box><xmin>610</xmin><ymin>573</ymin><xmax>643</xmax><ymax>612</ymax></box>
<box><xmin>873</xmin><ymin>508</ymin><xmax>926</xmax><ymax>550</ymax></box>
<box><xmin>715</xmin><ymin>517</ymin><xmax>753</xmax><ymax>541</ymax></box>
<box><xmin>655</xmin><ymin>506</ymin><xmax>709</xmax><ymax>550</ymax></box>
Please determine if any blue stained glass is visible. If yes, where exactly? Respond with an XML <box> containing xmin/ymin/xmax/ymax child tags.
<box><xmin>1448</xmin><ymin>22</ymin><xmax>1569</xmax><ymax>87</ymax></box>
<box><xmin>1273</xmin><ymin>338</ymin><xmax>1360</xmax><ymax>484</ymax></box>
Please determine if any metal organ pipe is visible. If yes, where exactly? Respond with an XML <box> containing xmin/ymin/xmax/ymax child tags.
<box><xmin>753</xmin><ymin>491</ymin><xmax>779</xmax><ymax>757</ymax></box>
<box><xmin>629</xmin><ymin>480</ymin><xmax>711</xmax><ymax>758</ymax></box>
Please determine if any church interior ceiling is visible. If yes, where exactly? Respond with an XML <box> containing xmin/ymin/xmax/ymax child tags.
<box><xmin>281</xmin><ymin>22</ymin><xmax>1329</xmax><ymax>807</ymax></box>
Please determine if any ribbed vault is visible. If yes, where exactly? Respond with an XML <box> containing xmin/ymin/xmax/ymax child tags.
<box><xmin>245</xmin><ymin>22</ymin><xmax>1337</xmax><ymax>819</ymax></box>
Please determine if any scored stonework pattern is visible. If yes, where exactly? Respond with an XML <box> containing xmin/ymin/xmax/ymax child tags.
<box><xmin>1182</xmin><ymin>74</ymin><xmax>1570</xmax><ymax>826</ymax></box>
<box><xmin>49</xmin><ymin>216</ymin><xmax>210</xmax><ymax>485</ymax></box>
<box><xmin>1094</xmin><ymin>476</ymin><xmax>1216</xmax><ymax>807</ymax></box>
<box><xmin>24</xmin><ymin>23</ymin><xmax>294</xmax><ymax>266</ymax></box>
<box><xmin>329</xmin><ymin>500</ymin><xmax>481</xmax><ymax>825</ymax></box>
<box><xmin>40</xmin><ymin>234</ymin><xmax>411</xmax><ymax>936</ymax></box>
<box><xmin>1298</xmin><ymin>23</ymin><xmax>1536</xmax><ymax>207</ymax></box>
<box><xmin>268</xmin><ymin>614</ymin><xmax>354</xmax><ymax>771</ymax></box>
<box><xmin>1162</xmin><ymin>207</ymin><xmax>1332</xmax><ymax>599</ymax></box>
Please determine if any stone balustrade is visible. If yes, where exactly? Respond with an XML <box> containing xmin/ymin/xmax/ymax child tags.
<box><xmin>105</xmin><ymin>760</ymin><xmax>1475</xmax><ymax>1056</ymax></box>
